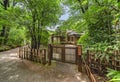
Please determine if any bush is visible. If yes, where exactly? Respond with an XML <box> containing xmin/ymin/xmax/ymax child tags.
<box><xmin>77</xmin><ymin>32</ymin><xmax>91</xmax><ymax>45</ymax></box>
<box><xmin>7</xmin><ymin>27</ymin><xmax>26</xmax><ymax>46</ymax></box>
<box><xmin>0</xmin><ymin>46</ymin><xmax>11</xmax><ymax>52</ymax></box>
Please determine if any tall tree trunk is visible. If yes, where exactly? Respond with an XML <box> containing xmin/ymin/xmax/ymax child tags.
<box><xmin>4</xmin><ymin>28</ymin><xmax>10</xmax><ymax>44</ymax></box>
<box><xmin>0</xmin><ymin>26</ymin><xmax>6</xmax><ymax>45</ymax></box>
<box><xmin>4</xmin><ymin>0</ymin><xmax>9</xmax><ymax>10</ymax></box>
<box><xmin>31</xmin><ymin>12</ymin><xmax>37</xmax><ymax>49</ymax></box>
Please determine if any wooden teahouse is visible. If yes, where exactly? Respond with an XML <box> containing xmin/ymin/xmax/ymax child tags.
<box><xmin>51</xmin><ymin>30</ymin><xmax>81</xmax><ymax>45</ymax></box>
<box><xmin>51</xmin><ymin>34</ymin><xmax>65</xmax><ymax>44</ymax></box>
<box><xmin>66</xmin><ymin>30</ymin><xmax>80</xmax><ymax>44</ymax></box>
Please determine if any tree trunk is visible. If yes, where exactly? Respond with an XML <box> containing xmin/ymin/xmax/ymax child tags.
<box><xmin>0</xmin><ymin>26</ymin><xmax>6</xmax><ymax>45</ymax></box>
<box><xmin>31</xmin><ymin>12</ymin><xmax>37</xmax><ymax>49</ymax></box>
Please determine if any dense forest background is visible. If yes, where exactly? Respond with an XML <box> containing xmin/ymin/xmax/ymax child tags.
<box><xmin>0</xmin><ymin>0</ymin><xmax>120</xmax><ymax>49</ymax></box>
<box><xmin>0</xmin><ymin>0</ymin><xmax>120</xmax><ymax>81</ymax></box>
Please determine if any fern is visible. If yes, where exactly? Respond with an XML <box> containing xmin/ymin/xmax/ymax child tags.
<box><xmin>107</xmin><ymin>68</ymin><xmax>120</xmax><ymax>82</ymax></box>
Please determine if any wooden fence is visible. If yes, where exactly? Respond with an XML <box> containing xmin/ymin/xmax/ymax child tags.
<box><xmin>84</xmin><ymin>50</ymin><xmax>120</xmax><ymax>75</ymax></box>
<box><xmin>19</xmin><ymin>46</ymin><xmax>47</xmax><ymax>65</ymax></box>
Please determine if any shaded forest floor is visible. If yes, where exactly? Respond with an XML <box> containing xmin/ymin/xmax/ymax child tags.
<box><xmin>0</xmin><ymin>48</ymin><xmax>90</xmax><ymax>82</ymax></box>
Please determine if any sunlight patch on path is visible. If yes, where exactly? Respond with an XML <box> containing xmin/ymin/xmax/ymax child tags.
<box><xmin>9</xmin><ymin>75</ymin><xmax>19</xmax><ymax>80</ymax></box>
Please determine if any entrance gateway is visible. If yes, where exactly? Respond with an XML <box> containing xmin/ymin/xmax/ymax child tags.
<box><xmin>48</xmin><ymin>44</ymin><xmax>82</xmax><ymax>65</ymax></box>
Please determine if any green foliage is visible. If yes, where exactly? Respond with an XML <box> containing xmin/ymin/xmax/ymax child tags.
<box><xmin>59</xmin><ymin>16</ymin><xmax>88</xmax><ymax>33</ymax></box>
<box><xmin>85</xmin><ymin>4</ymin><xmax>114</xmax><ymax>43</ymax></box>
<box><xmin>83</xmin><ymin>42</ymin><xmax>112</xmax><ymax>62</ymax></box>
<box><xmin>77</xmin><ymin>32</ymin><xmax>90</xmax><ymax>45</ymax></box>
<box><xmin>0</xmin><ymin>0</ymin><xmax>62</xmax><ymax>49</ymax></box>
<box><xmin>107</xmin><ymin>68</ymin><xmax>120</xmax><ymax>82</ymax></box>
<box><xmin>7</xmin><ymin>27</ymin><xmax>26</xmax><ymax>46</ymax></box>
<box><xmin>61</xmin><ymin>0</ymin><xmax>119</xmax><ymax>45</ymax></box>
<box><xmin>0</xmin><ymin>0</ymin><xmax>119</xmax><ymax>54</ymax></box>
<box><xmin>40</xmin><ymin>30</ymin><xmax>50</xmax><ymax>45</ymax></box>
<box><xmin>58</xmin><ymin>1</ymin><xmax>120</xmax><ymax>65</ymax></box>
<box><xmin>19</xmin><ymin>0</ymin><xmax>62</xmax><ymax>48</ymax></box>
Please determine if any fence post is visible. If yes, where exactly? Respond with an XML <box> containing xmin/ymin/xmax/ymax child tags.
<box><xmin>21</xmin><ymin>47</ymin><xmax>23</xmax><ymax>59</ymax></box>
<box><xmin>24</xmin><ymin>47</ymin><xmax>25</xmax><ymax>59</ymax></box>
<box><xmin>27</xmin><ymin>47</ymin><xmax>29</xmax><ymax>60</ymax></box>
<box><xmin>75</xmin><ymin>46</ymin><xmax>78</xmax><ymax>64</ymax></box>
<box><xmin>87</xmin><ymin>50</ymin><xmax>90</xmax><ymax>66</ymax></box>
<box><xmin>38</xmin><ymin>49</ymin><xmax>41</xmax><ymax>63</ymax></box>
<box><xmin>42</xmin><ymin>49</ymin><xmax>46</xmax><ymax>65</ymax></box>
<box><xmin>19</xmin><ymin>47</ymin><xmax>20</xmax><ymax>58</ymax></box>
<box><xmin>77</xmin><ymin>45</ymin><xmax>82</xmax><ymax>72</ymax></box>
<box><xmin>51</xmin><ymin>34</ymin><xmax>54</xmax><ymax>44</ymax></box>
<box><xmin>62</xmin><ymin>45</ymin><xmax>65</xmax><ymax>62</ymax></box>
<box><xmin>48</xmin><ymin>44</ymin><xmax>52</xmax><ymax>65</ymax></box>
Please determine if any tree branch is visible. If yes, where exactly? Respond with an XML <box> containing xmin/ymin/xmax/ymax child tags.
<box><xmin>77</xmin><ymin>0</ymin><xmax>85</xmax><ymax>13</ymax></box>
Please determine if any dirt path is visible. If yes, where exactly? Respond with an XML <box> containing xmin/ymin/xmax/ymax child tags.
<box><xmin>0</xmin><ymin>48</ymin><xmax>90</xmax><ymax>82</ymax></box>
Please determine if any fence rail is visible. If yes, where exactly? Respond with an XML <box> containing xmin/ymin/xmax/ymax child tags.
<box><xmin>19</xmin><ymin>46</ymin><xmax>47</xmax><ymax>65</ymax></box>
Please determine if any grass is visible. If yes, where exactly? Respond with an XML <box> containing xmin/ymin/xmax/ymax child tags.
<box><xmin>0</xmin><ymin>45</ymin><xmax>11</xmax><ymax>52</ymax></box>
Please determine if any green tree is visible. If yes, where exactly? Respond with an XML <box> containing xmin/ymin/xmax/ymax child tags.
<box><xmin>0</xmin><ymin>0</ymin><xmax>10</xmax><ymax>45</ymax></box>
<box><xmin>20</xmin><ymin>0</ymin><xmax>62</xmax><ymax>49</ymax></box>
<box><xmin>61</xmin><ymin>0</ymin><xmax>119</xmax><ymax>45</ymax></box>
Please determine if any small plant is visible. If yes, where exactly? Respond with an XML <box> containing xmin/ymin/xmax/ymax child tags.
<box><xmin>107</xmin><ymin>68</ymin><xmax>120</xmax><ymax>82</ymax></box>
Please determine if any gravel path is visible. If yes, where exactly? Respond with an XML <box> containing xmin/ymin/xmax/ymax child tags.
<box><xmin>0</xmin><ymin>48</ymin><xmax>90</xmax><ymax>82</ymax></box>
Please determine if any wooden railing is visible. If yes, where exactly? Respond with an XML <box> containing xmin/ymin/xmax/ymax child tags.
<box><xmin>84</xmin><ymin>50</ymin><xmax>120</xmax><ymax>75</ymax></box>
<box><xmin>19</xmin><ymin>46</ymin><xmax>47</xmax><ymax>65</ymax></box>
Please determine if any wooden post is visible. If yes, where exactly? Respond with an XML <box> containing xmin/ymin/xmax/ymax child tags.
<box><xmin>87</xmin><ymin>50</ymin><xmax>90</xmax><ymax>66</ymax></box>
<box><xmin>25</xmin><ymin>47</ymin><xmax>27</xmax><ymax>59</ymax></box>
<box><xmin>23</xmin><ymin>47</ymin><xmax>25</xmax><ymax>59</ymax></box>
<box><xmin>77</xmin><ymin>45</ymin><xmax>82</xmax><ymax>72</ymax></box>
<box><xmin>32</xmin><ymin>49</ymin><xmax>34</xmax><ymax>61</ymax></box>
<box><xmin>42</xmin><ymin>49</ymin><xmax>46</xmax><ymax>65</ymax></box>
<box><xmin>19</xmin><ymin>47</ymin><xmax>20</xmax><ymax>58</ymax></box>
<box><xmin>51</xmin><ymin>34</ymin><xmax>54</xmax><ymax>44</ymax></box>
<box><xmin>21</xmin><ymin>47</ymin><xmax>23</xmax><ymax>59</ymax></box>
<box><xmin>75</xmin><ymin>46</ymin><xmax>78</xmax><ymax>64</ymax></box>
<box><xmin>22</xmin><ymin>47</ymin><xmax>24</xmax><ymax>59</ymax></box>
<box><xmin>38</xmin><ymin>49</ymin><xmax>41</xmax><ymax>63</ymax></box>
<box><xmin>26</xmin><ymin>47</ymin><xmax>28</xmax><ymax>60</ymax></box>
<box><xmin>34</xmin><ymin>49</ymin><xmax>36</xmax><ymax>61</ymax></box>
<box><xmin>44</xmin><ymin>49</ymin><xmax>46</xmax><ymax>64</ymax></box>
<box><xmin>62</xmin><ymin>45</ymin><xmax>65</xmax><ymax>62</ymax></box>
<box><xmin>48</xmin><ymin>44</ymin><xmax>52</xmax><ymax>65</ymax></box>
